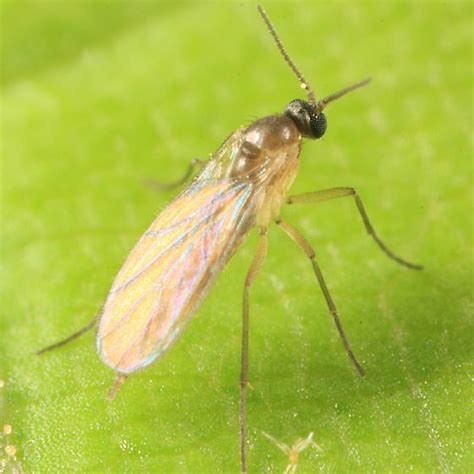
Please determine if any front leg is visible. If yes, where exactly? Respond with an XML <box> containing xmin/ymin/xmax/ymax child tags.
<box><xmin>144</xmin><ymin>158</ymin><xmax>206</xmax><ymax>191</ymax></box>
<box><xmin>287</xmin><ymin>187</ymin><xmax>422</xmax><ymax>270</ymax></box>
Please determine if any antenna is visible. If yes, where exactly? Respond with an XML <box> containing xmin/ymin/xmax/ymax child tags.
<box><xmin>257</xmin><ymin>4</ymin><xmax>317</xmax><ymax>106</ymax></box>
<box><xmin>318</xmin><ymin>77</ymin><xmax>372</xmax><ymax>111</ymax></box>
<box><xmin>257</xmin><ymin>5</ymin><xmax>371</xmax><ymax>114</ymax></box>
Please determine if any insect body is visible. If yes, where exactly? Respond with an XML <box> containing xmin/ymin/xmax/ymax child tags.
<box><xmin>98</xmin><ymin>114</ymin><xmax>301</xmax><ymax>373</ymax></box>
<box><xmin>38</xmin><ymin>5</ymin><xmax>422</xmax><ymax>473</ymax></box>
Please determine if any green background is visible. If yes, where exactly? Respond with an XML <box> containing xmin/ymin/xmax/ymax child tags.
<box><xmin>1</xmin><ymin>1</ymin><xmax>472</xmax><ymax>472</ymax></box>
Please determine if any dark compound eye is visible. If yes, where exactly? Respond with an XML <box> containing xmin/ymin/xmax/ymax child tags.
<box><xmin>310</xmin><ymin>112</ymin><xmax>327</xmax><ymax>139</ymax></box>
<box><xmin>284</xmin><ymin>99</ymin><xmax>327</xmax><ymax>140</ymax></box>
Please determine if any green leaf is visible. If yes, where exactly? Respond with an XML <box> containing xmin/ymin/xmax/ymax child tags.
<box><xmin>1</xmin><ymin>1</ymin><xmax>472</xmax><ymax>472</ymax></box>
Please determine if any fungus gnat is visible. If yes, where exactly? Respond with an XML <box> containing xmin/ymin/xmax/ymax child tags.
<box><xmin>38</xmin><ymin>5</ymin><xmax>422</xmax><ymax>472</ymax></box>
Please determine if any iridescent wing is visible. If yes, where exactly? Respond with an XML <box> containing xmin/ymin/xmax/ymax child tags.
<box><xmin>98</xmin><ymin>131</ymin><xmax>256</xmax><ymax>374</ymax></box>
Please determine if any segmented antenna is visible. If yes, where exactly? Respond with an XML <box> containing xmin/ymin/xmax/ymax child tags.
<box><xmin>257</xmin><ymin>4</ymin><xmax>317</xmax><ymax>106</ymax></box>
<box><xmin>258</xmin><ymin>5</ymin><xmax>371</xmax><ymax>114</ymax></box>
<box><xmin>318</xmin><ymin>77</ymin><xmax>371</xmax><ymax>111</ymax></box>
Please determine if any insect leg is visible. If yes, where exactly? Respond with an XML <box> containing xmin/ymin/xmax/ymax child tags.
<box><xmin>241</xmin><ymin>228</ymin><xmax>268</xmax><ymax>474</ymax></box>
<box><xmin>107</xmin><ymin>373</ymin><xmax>128</xmax><ymax>401</ymax></box>
<box><xmin>287</xmin><ymin>187</ymin><xmax>422</xmax><ymax>270</ymax></box>
<box><xmin>36</xmin><ymin>315</ymin><xmax>98</xmax><ymax>355</ymax></box>
<box><xmin>144</xmin><ymin>158</ymin><xmax>206</xmax><ymax>191</ymax></box>
<box><xmin>276</xmin><ymin>218</ymin><xmax>365</xmax><ymax>376</ymax></box>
